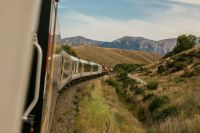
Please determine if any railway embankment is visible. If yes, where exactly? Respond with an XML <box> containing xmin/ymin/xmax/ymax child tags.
<box><xmin>75</xmin><ymin>76</ymin><xmax>145</xmax><ymax>133</ymax></box>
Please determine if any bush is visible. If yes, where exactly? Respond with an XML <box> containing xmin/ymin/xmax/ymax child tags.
<box><xmin>114</xmin><ymin>63</ymin><xmax>143</xmax><ymax>73</ymax></box>
<box><xmin>129</xmin><ymin>85</ymin><xmax>138</xmax><ymax>91</ymax></box>
<box><xmin>174</xmin><ymin>77</ymin><xmax>185</xmax><ymax>84</ymax></box>
<box><xmin>62</xmin><ymin>45</ymin><xmax>78</xmax><ymax>57</ymax></box>
<box><xmin>134</xmin><ymin>87</ymin><xmax>144</xmax><ymax>95</ymax></box>
<box><xmin>157</xmin><ymin>65</ymin><xmax>166</xmax><ymax>75</ymax></box>
<box><xmin>147</xmin><ymin>81</ymin><xmax>159</xmax><ymax>90</ymax></box>
<box><xmin>149</xmin><ymin>96</ymin><xmax>169</xmax><ymax>112</ymax></box>
<box><xmin>153</xmin><ymin>105</ymin><xmax>177</xmax><ymax>121</ymax></box>
<box><xmin>177</xmin><ymin>56</ymin><xmax>192</xmax><ymax>64</ymax></box>
<box><xmin>117</xmin><ymin>72</ymin><xmax>137</xmax><ymax>87</ymax></box>
<box><xmin>137</xmin><ymin>107</ymin><xmax>146</xmax><ymax>121</ymax></box>
<box><xmin>174</xmin><ymin>62</ymin><xmax>186</xmax><ymax>71</ymax></box>
<box><xmin>182</xmin><ymin>70</ymin><xmax>194</xmax><ymax>77</ymax></box>
<box><xmin>143</xmin><ymin>93</ymin><xmax>154</xmax><ymax>102</ymax></box>
<box><xmin>106</xmin><ymin>78</ymin><xmax>118</xmax><ymax>87</ymax></box>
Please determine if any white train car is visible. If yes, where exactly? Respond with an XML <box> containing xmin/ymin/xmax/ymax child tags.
<box><xmin>70</xmin><ymin>56</ymin><xmax>82</xmax><ymax>81</ymax></box>
<box><xmin>80</xmin><ymin>59</ymin><xmax>92</xmax><ymax>77</ymax></box>
<box><xmin>97</xmin><ymin>64</ymin><xmax>103</xmax><ymax>75</ymax></box>
<box><xmin>91</xmin><ymin>62</ymin><xmax>99</xmax><ymax>76</ymax></box>
<box><xmin>59</xmin><ymin>51</ymin><xmax>72</xmax><ymax>90</ymax></box>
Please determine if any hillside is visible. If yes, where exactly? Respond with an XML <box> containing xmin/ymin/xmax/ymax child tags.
<box><xmin>122</xmin><ymin>46</ymin><xmax>200</xmax><ymax>132</ymax></box>
<box><xmin>73</xmin><ymin>45</ymin><xmax>161</xmax><ymax>67</ymax></box>
<box><xmin>101</xmin><ymin>46</ymin><xmax>200</xmax><ymax>132</ymax></box>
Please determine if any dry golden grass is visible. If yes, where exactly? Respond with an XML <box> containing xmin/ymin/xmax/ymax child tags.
<box><xmin>76</xmin><ymin>77</ymin><xmax>145</xmax><ymax>133</ymax></box>
<box><xmin>133</xmin><ymin>59</ymin><xmax>200</xmax><ymax>132</ymax></box>
<box><xmin>73</xmin><ymin>45</ymin><xmax>161</xmax><ymax>67</ymax></box>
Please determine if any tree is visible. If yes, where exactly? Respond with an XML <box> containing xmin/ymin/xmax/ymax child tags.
<box><xmin>164</xmin><ymin>34</ymin><xmax>197</xmax><ymax>58</ymax></box>
<box><xmin>61</xmin><ymin>45</ymin><xmax>78</xmax><ymax>57</ymax></box>
<box><xmin>174</xmin><ymin>34</ymin><xmax>196</xmax><ymax>53</ymax></box>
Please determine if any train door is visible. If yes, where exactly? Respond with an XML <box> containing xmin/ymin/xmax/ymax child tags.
<box><xmin>22</xmin><ymin>0</ymin><xmax>62</xmax><ymax>132</ymax></box>
<box><xmin>0</xmin><ymin>1</ymin><xmax>41</xmax><ymax>133</ymax></box>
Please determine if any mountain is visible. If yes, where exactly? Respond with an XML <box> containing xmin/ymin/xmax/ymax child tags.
<box><xmin>72</xmin><ymin>45</ymin><xmax>161</xmax><ymax>67</ymax></box>
<box><xmin>62</xmin><ymin>36</ymin><xmax>102</xmax><ymax>46</ymax></box>
<box><xmin>99</xmin><ymin>36</ymin><xmax>177</xmax><ymax>55</ymax></box>
<box><xmin>62</xmin><ymin>36</ymin><xmax>177</xmax><ymax>55</ymax></box>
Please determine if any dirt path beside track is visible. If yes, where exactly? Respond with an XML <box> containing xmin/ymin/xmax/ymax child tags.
<box><xmin>49</xmin><ymin>81</ymin><xmax>89</xmax><ymax>133</ymax></box>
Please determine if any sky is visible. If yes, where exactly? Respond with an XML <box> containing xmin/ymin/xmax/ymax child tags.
<box><xmin>58</xmin><ymin>0</ymin><xmax>200</xmax><ymax>41</ymax></box>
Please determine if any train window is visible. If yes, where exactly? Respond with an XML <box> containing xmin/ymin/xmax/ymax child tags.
<box><xmin>78</xmin><ymin>63</ymin><xmax>82</xmax><ymax>73</ymax></box>
<box><xmin>84</xmin><ymin>64</ymin><xmax>91</xmax><ymax>72</ymax></box>
<box><xmin>76</xmin><ymin>62</ymin><xmax>78</xmax><ymax>73</ymax></box>
<box><xmin>72</xmin><ymin>61</ymin><xmax>77</xmax><ymax>74</ymax></box>
<box><xmin>63</xmin><ymin>71</ymin><xmax>70</xmax><ymax>79</ymax></box>
<box><xmin>93</xmin><ymin>65</ymin><xmax>98</xmax><ymax>72</ymax></box>
<box><xmin>64</xmin><ymin>60</ymin><xmax>70</xmax><ymax>70</ymax></box>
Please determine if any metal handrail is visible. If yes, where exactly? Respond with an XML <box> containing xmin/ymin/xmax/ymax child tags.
<box><xmin>22</xmin><ymin>41</ymin><xmax>43</xmax><ymax>120</ymax></box>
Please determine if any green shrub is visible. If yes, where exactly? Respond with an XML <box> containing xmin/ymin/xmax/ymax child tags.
<box><xmin>174</xmin><ymin>62</ymin><xmax>186</xmax><ymax>71</ymax></box>
<box><xmin>137</xmin><ymin>107</ymin><xmax>146</xmax><ymax>122</ymax></box>
<box><xmin>157</xmin><ymin>65</ymin><xmax>165</xmax><ymax>75</ymax></box>
<box><xmin>117</xmin><ymin>72</ymin><xmax>137</xmax><ymax>87</ymax></box>
<box><xmin>153</xmin><ymin>105</ymin><xmax>177</xmax><ymax>121</ymax></box>
<box><xmin>134</xmin><ymin>87</ymin><xmax>144</xmax><ymax>95</ymax></box>
<box><xmin>106</xmin><ymin>78</ymin><xmax>118</xmax><ymax>87</ymax></box>
<box><xmin>62</xmin><ymin>45</ymin><xmax>78</xmax><ymax>57</ymax></box>
<box><xmin>176</xmin><ymin>56</ymin><xmax>192</xmax><ymax>64</ymax></box>
<box><xmin>143</xmin><ymin>93</ymin><xmax>154</xmax><ymax>102</ymax></box>
<box><xmin>130</xmin><ymin>85</ymin><xmax>136</xmax><ymax>91</ymax></box>
<box><xmin>182</xmin><ymin>70</ymin><xmax>194</xmax><ymax>77</ymax></box>
<box><xmin>149</xmin><ymin>96</ymin><xmax>169</xmax><ymax>112</ymax></box>
<box><xmin>114</xmin><ymin>63</ymin><xmax>143</xmax><ymax>73</ymax></box>
<box><xmin>147</xmin><ymin>81</ymin><xmax>159</xmax><ymax>90</ymax></box>
<box><xmin>174</xmin><ymin>77</ymin><xmax>185</xmax><ymax>84</ymax></box>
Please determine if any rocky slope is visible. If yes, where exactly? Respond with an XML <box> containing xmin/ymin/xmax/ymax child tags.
<box><xmin>62</xmin><ymin>36</ymin><xmax>177</xmax><ymax>55</ymax></box>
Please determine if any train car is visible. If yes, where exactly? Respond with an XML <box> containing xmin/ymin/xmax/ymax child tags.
<box><xmin>59</xmin><ymin>51</ymin><xmax>73</xmax><ymax>90</ymax></box>
<box><xmin>70</xmin><ymin>56</ymin><xmax>82</xmax><ymax>81</ymax></box>
<box><xmin>102</xmin><ymin>64</ymin><xmax>110</xmax><ymax>75</ymax></box>
<box><xmin>97</xmin><ymin>64</ymin><xmax>103</xmax><ymax>75</ymax></box>
<box><xmin>91</xmin><ymin>62</ymin><xmax>99</xmax><ymax>76</ymax></box>
<box><xmin>80</xmin><ymin>59</ymin><xmax>92</xmax><ymax>78</ymax></box>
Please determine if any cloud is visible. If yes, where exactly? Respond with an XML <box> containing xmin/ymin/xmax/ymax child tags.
<box><xmin>60</xmin><ymin>4</ymin><xmax>200</xmax><ymax>41</ymax></box>
<box><xmin>167</xmin><ymin>0</ymin><xmax>200</xmax><ymax>5</ymax></box>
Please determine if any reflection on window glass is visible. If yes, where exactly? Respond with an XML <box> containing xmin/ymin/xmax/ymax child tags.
<box><xmin>93</xmin><ymin>65</ymin><xmax>98</xmax><ymax>72</ymax></box>
<box><xmin>78</xmin><ymin>63</ymin><xmax>82</xmax><ymax>73</ymax></box>
<box><xmin>84</xmin><ymin>64</ymin><xmax>91</xmax><ymax>72</ymax></box>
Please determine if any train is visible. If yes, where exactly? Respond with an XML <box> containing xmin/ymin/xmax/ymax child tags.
<box><xmin>0</xmin><ymin>0</ymin><xmax>110</xmax><ymax>133</ymax></box>
<box><xmin>51</xmin><ymin>51</ymin><xmax>103</xmax><ymax>92</ymax></box>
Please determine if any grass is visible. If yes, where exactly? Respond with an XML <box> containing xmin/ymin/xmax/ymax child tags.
<box><xmin>73</xmin><ymin>45</ymin><xmax>161</xmax><ymax>67</ymax></box>
<box><xmin>153</xmin><ymin>115</ymin><xmax>200</xmax><ymax>133</ymax></box>
<box><xmin>76</xmin><ymin>77</ymin><xmax>145</xmax><ymax>133</ymax></box>
<box><xmin>143</xmin><ymin>93</ymin><xmax>154</xmax><ymax>102</ymax></box>
<box><xmin>146</xmin><ymin>81</ymin><xmax>159</xmax><ymax>90</ymax></box>
<box><xmin>149</xmin><ymin>96</ymin><xmax>169</xmax><ymax>112</ymax></box>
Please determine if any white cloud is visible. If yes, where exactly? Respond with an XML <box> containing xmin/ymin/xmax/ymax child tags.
<box><xmin>167</xmin><ymin>0</ymin><xmax>200</xmax><ymax>5</ymax></box>
<box><xmin>60</xmin><ymin>4</ymin><xmax>200</xmax><ymax>41</ymax></box>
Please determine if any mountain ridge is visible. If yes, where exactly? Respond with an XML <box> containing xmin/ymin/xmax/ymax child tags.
<box><xmin>62</xmin><ymin>36</ymin><xmax>199</xmax><ymax>55</ymax></box>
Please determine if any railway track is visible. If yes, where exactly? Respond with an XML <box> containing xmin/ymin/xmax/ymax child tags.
<box><xmin>49</xmin><ymin>80</ymin><xmax>91</xmax><ymax>133</ymax></box>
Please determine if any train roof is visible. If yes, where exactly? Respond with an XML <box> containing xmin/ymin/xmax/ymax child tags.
<box><xmin>69</xmin><ymin>55</ymin><xmax>79</xmax><ymax>61</ymax></box>
<box><xmin>90</xmin><ymin>62</ymin><xmax>95</xmax><ymax>65</ymax></box>
<box><xmin>79</xmin><ymin>59</ymin><xmax>89</xmax><ymax>64</ymax></box>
